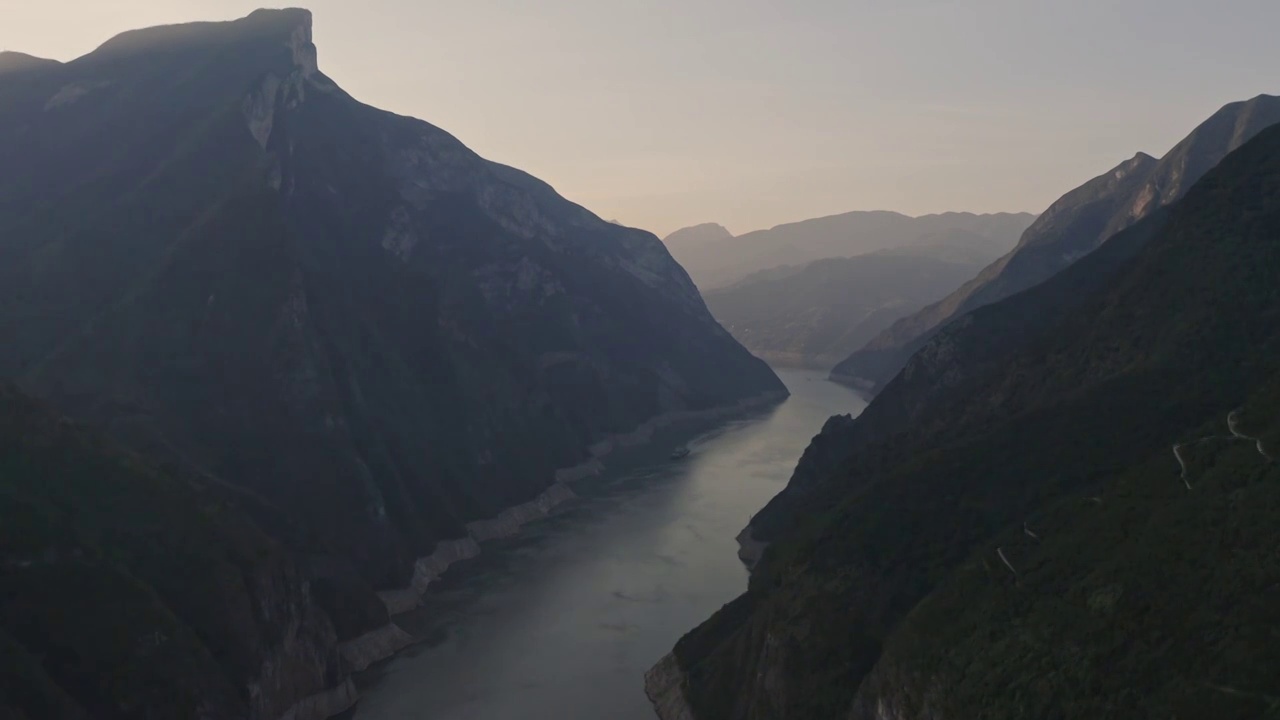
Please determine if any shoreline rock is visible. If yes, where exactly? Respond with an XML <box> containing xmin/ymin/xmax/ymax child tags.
<box><xmin>279</xmin><ymin>678</ymin><xmax>358</xmax><ymax>720</ymax></box>
<box><xmin>377</xmin><ymin>538</ymin><xmax>483</xmax><ymax>615</ymax></box>
<box><xmin>586</xmin><ymin>391</ymin><xmax>787</xmax><ymax>459</ymax></box>
<box><xmin>735</xmin><ymin>524</ymin><xmax>768</xmax><ymax>569</ymax></box>
<box><xmin>377</xmin><ymin>390</ymin><xmax>788</xmax><ymax>616</ymax></box>
<box><xmin>828</xmin><ymin>370</ymin><xmax>879</xmax><ymax>396</ymax></box>
<box><xmin>304</xmin><ymin>390</ymin><xmax>787</xmax><ymax>719</ymax></box>
<box><xmin>338</xmin><ymin>623</ymin><xmax>415</xmax><ymax>673</ymax></box>
<box><xmin>644</xmin><ymin>652</ymin><xmax>697</xmax><ymax>720</ymax></box>
<box><xmin>466</xmin><ymin>481</ymin><xmax>578</xmax><ymax>542</ymax></box>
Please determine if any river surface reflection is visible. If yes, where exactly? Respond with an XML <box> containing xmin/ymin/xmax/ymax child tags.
<box><xmin>354</xmin><ymin>368</ymin><xmax>867</xmax><ymax>720</ymax></box>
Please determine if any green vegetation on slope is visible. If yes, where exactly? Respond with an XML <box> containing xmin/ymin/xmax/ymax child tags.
<box><xmin>856</xmin><ymin>385</ymin><xmax>1280</xmax><ymax>720</ymax></box>
<box><xmin>0</xmin><ymin>385</ymin><xmax>339</xmax><ymax>719</ymax></box>
<box><xmin>670</xmin><ymin>106</ymin><xmax>1280</xmax><ymax>720</ymax></box>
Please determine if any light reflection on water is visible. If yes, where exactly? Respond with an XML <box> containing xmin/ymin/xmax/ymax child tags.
<box><xmin>354</xmin><ymin>369</ymin><xmax>866</xmax><ymax>720</ymax></box>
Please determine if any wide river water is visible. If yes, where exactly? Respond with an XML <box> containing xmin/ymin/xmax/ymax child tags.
<box><xmin>353</xmin><ymin>368</ymin><xmax>867</xmax><ymax>720</ymax></box>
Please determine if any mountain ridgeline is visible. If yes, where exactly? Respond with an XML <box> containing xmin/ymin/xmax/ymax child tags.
<box><xmin>662</xmin><ymin>212</ymin><xmax>1034</xmax><ymax>291</ymax></box>
<box><xmin>703</xmin><ymin>250</ymin><xmax>998</xmax><ymax>370</ymax></box>
<box><xmin>834</xmin><ymin>93</ymin><xmax>1280</xmax><ymax>392</ymax></box>
<box><xmin>0</xmin><ymin>10</ymin><xmax>784</xmax><ymax>718</ymax></box>
<box><xmin>649</xmin><ymin>109</ymin><xmax>1280</xmax><ymax>717</ymax></box>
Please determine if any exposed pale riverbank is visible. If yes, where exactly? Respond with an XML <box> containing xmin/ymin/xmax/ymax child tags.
<box><xmin>348</xmin><ymin>369</ymin><xmax>865</xmax><ymax>720</ymax></box>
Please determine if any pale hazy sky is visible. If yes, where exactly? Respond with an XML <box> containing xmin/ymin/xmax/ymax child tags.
<box><xmin>5</xmin><ymin>1</ymin><xmax>1280</xmax><ymax>237</ymax></box>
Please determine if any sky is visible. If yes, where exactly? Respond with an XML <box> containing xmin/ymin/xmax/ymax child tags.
<box><xmin>5</xmin><ymin>0</ymin><xmax>1280</xmax><ymax>238</ymax></box>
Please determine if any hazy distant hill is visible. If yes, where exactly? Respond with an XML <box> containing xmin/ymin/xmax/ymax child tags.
<box><xmin>835</xmin><ymin>93</ymin><xmax>1280</xmax><ymax>392</ymax></box>
<box><xmin>658</xmin><ymin>103</ymin><xmax>1280</xmax><ymax>720</ymax></box>
<box><xmin>662</xmin><ymin>212</ymin><xmax>1034</xmax><ymax>290</ymax></box>
<box><xmin>662</xmin><ymin>222</ymin><xmax>733</xmax><ymax>250</ymax></box>
<box><xmin>0</xmin><ymin>51</ymin><xmax>61</xmax><ymax>75</ymax></box>
<box><xmin>704</xmin><ymin>249</ymin><xmax>991</xmax><ymax>370</ymax></box>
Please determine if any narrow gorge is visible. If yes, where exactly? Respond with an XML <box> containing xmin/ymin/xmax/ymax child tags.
<box><xmin>648</xmin><ymin>103</ymin><xmax>1280</xmax><ymax>720</ymax></box>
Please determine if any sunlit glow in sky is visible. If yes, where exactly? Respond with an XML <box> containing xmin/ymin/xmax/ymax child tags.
<box><xmin>6</xmin><ymin>0</ymin><xmax>1280</xmax><ymax>237</ymax></box>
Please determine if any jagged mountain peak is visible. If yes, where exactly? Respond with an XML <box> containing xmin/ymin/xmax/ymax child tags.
<box><xmin>1037</xmin><ymin>152</ymin><xmax>1157</xmax><ymax>224</ymax></box>
<box><xmin>88</xmin><ymin>8</ymin><xmax>316</xmax><ymax>73</ymax></box>
<box><xmin>0</xmin><ymin>0</ymin><xmax>781</xmax><ymax>614</ymax></box>
<box><xmin>1148</xmin><ymin>92</ymin><xmax>1280</xmax><ymax>206</ymax></box>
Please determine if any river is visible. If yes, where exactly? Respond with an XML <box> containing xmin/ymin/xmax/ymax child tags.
<box><xmin>352</xmin><ymin>368</ymin><xmax>867</xmax><ymax>720</ymax></box>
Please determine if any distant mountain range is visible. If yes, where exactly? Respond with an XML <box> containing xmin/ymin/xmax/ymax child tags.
<box><xmin>834</xmin><ymin>93</ymin><xmax>1280</xmax><ymax>393</ymax></box>
<box><xmin>653</xmin><ymin>96</ymin><xmax>1280</xmax><ymax>720</ymax></box>
<box><xmin>662</xmin><ymin>211</ymin><xmax>1034</xmax><ymax>290</ymax></box>
<box><xmin>704</xmin><ymin>248</ymin><xmax>999</xmax><ymax>370</ymax></box>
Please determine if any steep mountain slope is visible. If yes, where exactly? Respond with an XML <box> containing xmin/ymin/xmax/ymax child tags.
<box><xmin>662</xmin><ymin>212</ymin><xmax>1033</xmax><ymax>290</ymax></box>
<box><xmin>0</xmin><ymin>7</ymin><xmax>784</xmax><ymax>695</ymax></box>
<box><xmin>703</xmin><ymin>251</ymin><xmax>987</xmax><ymax>369</ymax></box>
<box><xmin>649</xmin><ymin>107</ymin><xmax>1280</xmax><ymax>720</ymax></box>
<box><xmin>835</xmin><ymin>94</ymin><xmax>1280</xmax><ymax>392</ymax></box>
<box><xmin>0</xmin><ymin>385</ymin><xmax>351</xmax><ymax>720</ymax></box>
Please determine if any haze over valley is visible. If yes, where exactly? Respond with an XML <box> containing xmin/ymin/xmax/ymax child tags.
<box><xmin>3</xmin><ymin>4</ymin><xmax>1280</xmax><ymax>720</ymax></box>
<box><xmin>667</xmin><ymin>212</ymin><xmax>1034</xmax><ymax>369</ymax></box>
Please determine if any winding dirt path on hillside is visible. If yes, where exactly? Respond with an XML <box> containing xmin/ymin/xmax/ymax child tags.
<box><xmin>1173</xmin><ymin>444</ymin><xmax>1193</xmax><ymax>490</ymax></box>
<box><xmin>1228</xmin><ymin>411</ymin><xmax>1274</xmax><ymax>461</ymax></box>
<box><xmin>1173</xmin><ymin>411</ymin><xmax>1275</xmax><ymax>490</ymax></box>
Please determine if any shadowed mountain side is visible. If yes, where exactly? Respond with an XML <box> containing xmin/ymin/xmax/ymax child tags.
<box><xmin>0</xmin><ymin>9</ymin><xmax>784</xmax><ymax>717</ymax></box>
<box><xmin>656</xmin><ymin>107</ymin><xmax>1280</xmax><ymax>720</ymax></box>
<box><xmin>0</xmin><ymin>384</ymin><xmax>349</xmax><ymax>720</ymax></box>
<box><xmin>834</xmin><ymin>93</ymin><xmax>1280</xmax><ymax>393</ymax></box>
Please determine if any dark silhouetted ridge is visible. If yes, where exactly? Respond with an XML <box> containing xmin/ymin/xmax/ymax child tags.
<box><xmin>835</xmin><ymin>93</ymin><xmax>1280</xmax><ymax>393</ymax></box>
<box><xmin>663</xmin><ymin>108</ymin><xmax>1280</xmax><ymax>720</ymax></box>
<box><xmin>0</xmin><ymin>8</ymin><xmax>783</xmax><ymax>717</ymax></box>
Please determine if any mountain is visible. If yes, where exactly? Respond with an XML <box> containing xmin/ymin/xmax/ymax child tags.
<box><xmin>662</xmin><ymin>212</ymin><xmax>1034</xmax><ymax>290</ymax></box>
<box><xmin>663</xmin><ymin>222</ymin><xmax>734</xmax><ymax>250</ymax></box>
<box><xmin>0</xmin><ymin>52</ymin><xmax>60</xmax><ymax>75</ymax></box>
<box><xmin>648</xmin><ymin>110</ymin><xmax>1280</xmax><ymax>719</ymax></box>
<box><xmin>703</xmin><ymin>249</ymin><xmax>992</xmax><ymax>370</ymax></box>
<box><xmin>834</xmin><ymin>94</ymin><xmax>1280</xmax><ymax>392</ymax></box>
<box><xmin>0</xmin><ymin>384</ymin><xmax>358</xmax><ymax>720</ymax></box>
<box><xmin>0</xmin><ymin>9</ymin><xmax>784</xmax><ymax>715</ymax></box>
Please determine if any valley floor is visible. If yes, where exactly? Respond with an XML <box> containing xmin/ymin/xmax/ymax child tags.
<box><xmin>345</xmin><ymin>369</ymin><xmax>865</xmax><ymax>720</ymax></box>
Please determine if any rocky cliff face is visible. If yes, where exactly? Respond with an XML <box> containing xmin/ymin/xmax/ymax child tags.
<box><xmin>0</xmin><ymin>8</ymin><xmax>783</xmax><ymax>718</ymax></box>
<box><xmin>656</xmin><ymin>115</ymin><xmax>1280</xmax><ymax>720</ymax></box>
<box><xmin>0</xmin><ymin>385</ymin><xmax>344</xmax><ymax>720</ymax></box>
<box><xmin>834</xmin><ymin>94</ymin><xmax>1280</xmax><ymax>393</ymax></box>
